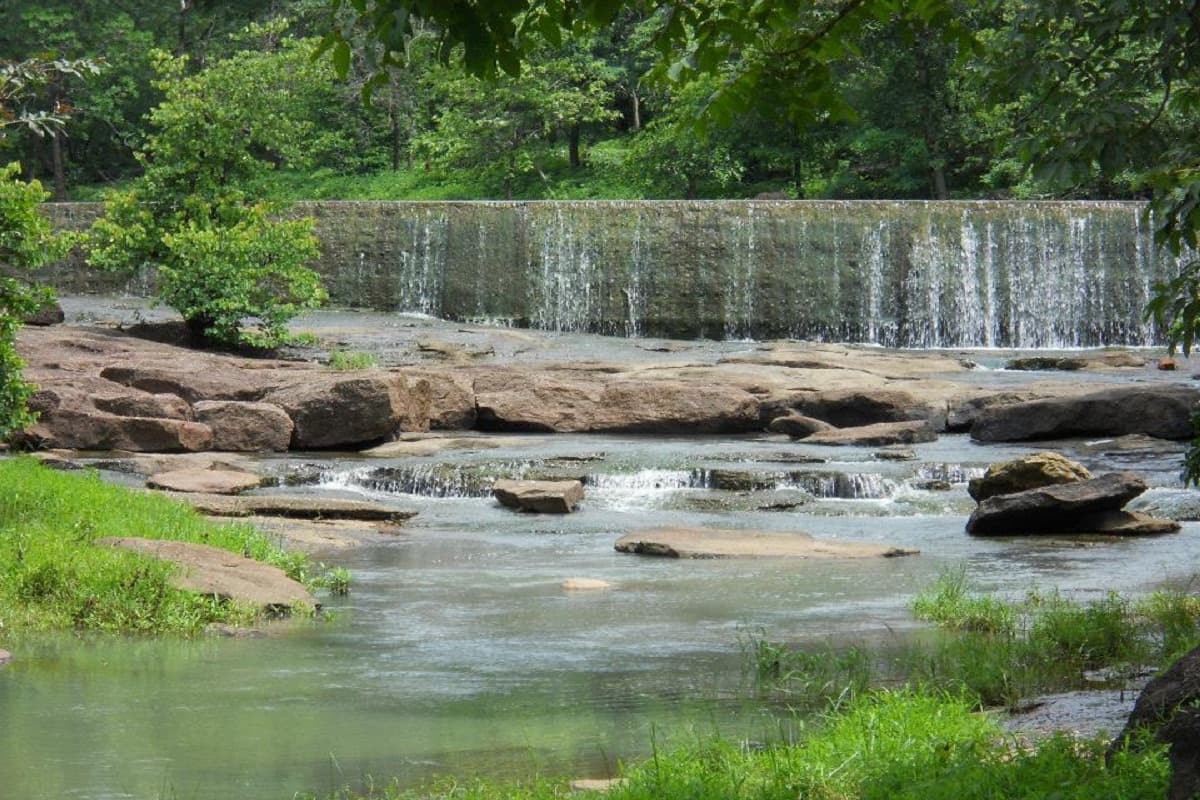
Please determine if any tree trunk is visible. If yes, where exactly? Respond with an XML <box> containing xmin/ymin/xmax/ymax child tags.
<box><xmin>568</xmin><ymin>124</ymin><xmax>582</xmax><ymax>168</ymax></box>
<box><xmin>631</xmin><ymin>90</ymin><xmax>641</xmax><ymax>131</ymax></box>
<box><xmin>390</xmin><ymin>108</ymin><xmax>402</xmax><ymax>172</ymax></box>
<box><xmin>51</xmin><ymin>131</ymin><xmax>67</xmax><ymax>200</ymax></box>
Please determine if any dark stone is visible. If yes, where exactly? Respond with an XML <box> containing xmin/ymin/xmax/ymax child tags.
<box><xmin>970</xmin><ymin>385</ymin><xmax>1200</xmax><ymax>442</ymax></box>
<box><xmin>803</xmin><ymin>420</ymin><xmax>938</xmax><ymax>447</ymax></box>
<box><xmin>967</xmin><ymin>452</ymin><xmax>1092</xmax><ymax>502</ymax></box>
<box><xmin>966</xmin><ymin>472</ymin><xmax>1149</xmax><ymax>535</ymax></box>
<box><xmin>767</xmin><ymin>412</ymin><xmax>835</xmax><ymax>438</ymax></box>
<box><xmin>23</xmin><ymin>300</ymin><xmax>64</xmax><ymax>326</ymax></box>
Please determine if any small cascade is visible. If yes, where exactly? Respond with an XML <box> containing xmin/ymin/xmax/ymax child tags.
<box><xmin>321</xmin><ymin>462</ymin><xmax>537</xmax><ymax>499</ymax></box>
<box><xmin>782</xmin><ymin>472</ymin><xmax>899</xmax><ymax>500</ymax></box>
<box><xmin>588</xmin><ymin>469</ymin><xmax>709</xmax><ymax>491</ymax></box>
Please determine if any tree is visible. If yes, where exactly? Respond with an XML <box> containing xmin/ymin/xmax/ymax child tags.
<box><xmin>88</xmin><ymin>42</ymin><xmax>327</xmax><ymax>347</ymax></box>
<box><xmin>0</xmin><ymin>164</ymin><xmax>69</xmax><ymax>440</ymax></box>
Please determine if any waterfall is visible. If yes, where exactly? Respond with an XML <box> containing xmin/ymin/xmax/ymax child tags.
<box><xmin>44</xmin><ymin>199</ymin><xmax>1183</xmax><ymax>347</ymax></box>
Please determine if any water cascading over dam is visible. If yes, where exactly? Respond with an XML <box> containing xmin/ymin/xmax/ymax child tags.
<box><xmin>45</xmin><ymin>200</ymin><xmax>1178</xmax><ymax>347</ymax></box>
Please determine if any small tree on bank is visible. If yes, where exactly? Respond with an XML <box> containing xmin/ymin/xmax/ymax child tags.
<box><xmin>89</xmin><ymin>42</ymin><xmax>327</xmax><ymax>348</ymax></box>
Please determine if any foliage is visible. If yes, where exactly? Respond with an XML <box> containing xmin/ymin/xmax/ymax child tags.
<box><xmin>0</xmin><ymin>457</ymin><xmax>319</xmax><ymax>635</ymax></box>
<box><xmin>0</xmin><ymin>163</ymin><xmax>68</xmax><ymax>441</ymax></box>
<box><xmin>87</xmin><ymin>43</ymin><xmax>328</xmax><ymax>347</ymax></box>
<box><xmin>0</xmin><ymin>56</ymin><xmax>100</xmax><ymax>138</ymax></box>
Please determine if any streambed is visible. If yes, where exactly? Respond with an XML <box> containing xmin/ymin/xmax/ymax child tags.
<box><xmin>3</xmin><ymin>302</ymin><xmax>1199</xmax><ymax>799</ymax></box>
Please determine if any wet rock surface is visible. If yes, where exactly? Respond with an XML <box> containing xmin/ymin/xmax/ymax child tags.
<box><xmin>493</xmin><ymin>478</ymin><xmax>585</xmax><ymax>513</ymax></box>
<box><xmin>614</xmin><ymin>526</ymin><xmax>919</xmax><ymax>559</ymax></box>
<box><xmin>803</xmin><ymin>420</ymin><xmax>938</xmax><ymax>447</ymax></box>
<box><xmin>967</xmin><ymin>452</ymin><xmax>1093</xmax><ymax>502</ymax></box>
<box><xmin>970</xmin><ymin>385</ymin><xmax>1200</xmax><ymax>442</ymax></box>
<box><xmin>147</xmin><ymin>468</ymin><xmax>262</xmax><ymax>495</ymax></box>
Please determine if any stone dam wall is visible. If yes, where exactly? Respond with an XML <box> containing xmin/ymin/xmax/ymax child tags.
<box><xmin>41</xmin><ymin>200</ymin><xmax>1177</xmax><ymax>347</ymax></box>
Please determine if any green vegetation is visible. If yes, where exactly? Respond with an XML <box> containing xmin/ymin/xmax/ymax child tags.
<box><xmin>327</xmin><ymin>350</ymin><xmax>380</xmax><ymax>370</ymax></box>
<box><xmin>0</xmin><ymin>457</ymin><xmax>324</xmax><ymax>636</ymax></box>
<box><xmin>302</xmin><ymin>690</ymin><xmax>1168</xmax><ymax>800</ymax></box>
<box><xmin>86</xmin><ymin>41</ymin><xmax>327</xmax><ymax>348</ymax></box>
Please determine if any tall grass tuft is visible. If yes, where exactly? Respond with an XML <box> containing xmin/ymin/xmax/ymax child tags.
<box><xmin>0</xmin><ymin>457</ymin><xmax>321</xmax><ymax>636</ymax></box>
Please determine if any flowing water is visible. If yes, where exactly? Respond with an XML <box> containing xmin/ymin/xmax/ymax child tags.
<box><xmin>3</xmin><ymin>425</ymin><xmax>1198</xmax><ymax>800</ymax></box>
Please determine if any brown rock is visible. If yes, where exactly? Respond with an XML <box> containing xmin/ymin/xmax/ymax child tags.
<box><xmin>1160</xmin><ymin>358</ymin><xmax>1179</xmax><ymax>371</ymax></box>
<box><xmin>767</xmin><ymin>412</ymin><xmax>835</xmax><ymax>438</ymax></box>
<box><xmin>193</xmin><ymin>400</ymin><xmax>294</xmax><ymax>452</ymax></box>
<box><xmin>265</xmin><ymin>373</ymin><xmax>430</xmax><ymax>449</ymax></box>
<box><xmin>16</xmin><ymin>409</ymin><xmax>212</xmax><ymax>452</ymax></box>
<box><xmin>791</xmin><ymin>388</ymin><xmax>944</xmax><ymax>428</ymax></box>
<box><xmin>967</xmin><ymin>452</ymin><xmax>1093</xmax><ymax>502</ymax></box>
<box><xmin>93</xmin><ymin>393</ymin><xmax>191</xmax><ymax>420</ymax></box>
<box><xmin>96</xmin><ymin>536</ymin><xmax>316</xmax><ymax>613</ymax></box>
<box><xmin>803</xmin><ymin>420</ymin><xmax>937</xmax><ymax>446</ymax></box>
<box><xmin>147</xmin><ymin>468</ymin><xmax>262</xmax><ymax>495</ymax></box>
<box><xmin>100</xmin><ymin>364</ymin><xmax>268</xmax><ymax>403</ymax></box>
<box><xmin>23</xmin><ymin>300</ymin><xmax>65</xmax><ymax>326</ymax></box>
<box><xmin>614</xmin><ymin>526</ymin><xmax>918</xmax><ymax>559</ymax></box>
<box><xmin>493</xmin><ymin>478</ymin><xmax>585</xmax><ymax>513</ymax></box>
<box><xmin>561</xmin><ymin>578</ymin><xmax>613</xmax><ymax>591</ymax></box>
<box><xmin>966</xmin><ymin>472</ymin><xmax>1150</xmax><ymax>535</ymax></box>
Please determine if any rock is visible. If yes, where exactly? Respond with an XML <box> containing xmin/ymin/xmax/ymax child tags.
<box><xmin>248</xmin><ymin>516</ymin><xmax>404</xmax><ymax>552</ymax></box>
<box><xmin>614</xmin><ymin>526</ymin><xmax>919</xmax><ymax>559</ymax></box>
<box><xmin>569</xmin><ymin>778</ymin><xmax>625</xmax><ymax>793</ymax></box>
<box><xmin>193</xmin><ymin>400</ymin><xmax>294</xmax><ymax>452</ymax></box>
<box><xmin>1005</xmin><ymin>356</ymin><xmax>1088</xmax><ymax>371</ymax></box>
<box><xmin>767</xmin><ymin>412</ymin><xmax>835</xmax><ymax>438</ymax></box>
<box><xmin>493</xmin><ymin>479</ymin><xmax>584</xmax><ymax>513</ymax></box>
<box><xmin>1066</xmin><ymin>510</ymin><xmax>1182</xmax><ymax>535</ymax></box>
<box><xmin>875</xmin><ymin>449</ymin><xmax>915</xmax><ymax>461</ymax></box>
<box><xmin>0</xmin><ymin>649</ymin><xmax>11</xmax><ymax>666</ymax></box>
<box><xmin>791</xmin><ymin>388</ymin><xmax>946</xmax><ymax>428</ymax></box>
<box><xmin>264</xmin><ymin>373</ymin><xmax>430</xmax><ymax>449</ymax></box>
<box><xmin>93</xmin><ymin>393</ymin><xmax>191</xmax><ymax>420</ymax></box>
<box><xmin>965</xmin><ymin>472</ymin><xmax>1151</xmax><ymax>535</ymax></box>
<box><xmin>561</xmin><ymin>578</ymin><xmax>613</xmax><ymax>591</ymax></box>
<box><xmin>100</xmin><ymin>363</ymin><xmax>269</xmax><ymax>403</ymax></box>
<box><xmin>162</xmin><ymin>492</ymin><xmax>417</xmax><ymax>522</ymax></box>
<box><xmin>1161</xmin><ymin>358</ymin><xmax>1179</xmax><ymax>371</ymax></box>
<box><xmin>362</xmin><ymin>434</ymin><xmax>541</xmax><ymax>457</ymax></box>
<box><xmin>803</xmin><ymin>420</ymin><xmax>937</xmax><ymax>447</ymax></box>
<box><xmin>96</xmin><ymin>537</ymin><xmax>317</xmax><ymax>613</ymax></box>
<box><xmin>970</xmin><ymin>385</ymin><xmax>1200</xmax><ymax>442</ymax></box>
<box><xmin>407</xmin><ymin>369</ymin><xmax>477</xmax><ymax>429</ymax></box>
<box><xmin>473</xmin><ymin>371</ymin><xmax>761</xmax><ymax>433</ymax></box>
<box><xmin>147</xmin><ymin>468</ymin><xmax>262</xmax><ymax>495</ymax></box>
<box><xmin>23</xmin><ymin>300</ymin><xmax>65</xmax><ymax>326</ymax></box>
<box><xmin>967</xmin><ymin>452</ymin><xmax>1093</xmax><ymax>502</ymax></box>
<box><xmin>15</xmin><ymin>409</ymin><xmax>213</xmax><ymax>452</ymax></box>
<box><xmin>1110</xmin><ymin>645</ymin><xmax>1200</xmax><ymax>799</ymax></box>
<box><xmin>707</xmin><ymin>469</ymin><xmax>782</xmax><ymax>492</ymax></box>
<box><xmin>916</xmin><ymin>480</ymin><xmax>953</xmax><ymax>491</ymax></box>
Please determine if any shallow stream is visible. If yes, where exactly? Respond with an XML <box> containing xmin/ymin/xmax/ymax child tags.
<box><xmin>4</xmin><ymin>303</ymin><xmax>1200</xmax><ymax>799</ymax></box>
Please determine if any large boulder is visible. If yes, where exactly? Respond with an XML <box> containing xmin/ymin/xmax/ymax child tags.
<box><xmin>16</xmin><ymin>408</ymin><xmax>213</xmax><ymax>452</ymax></box>
<box><xmin>967</xmin><ymin>452</ymin><xmax>1093</xmax><ymax>502</ymax></box>
<box><xmin>473</xmin><ymin>371</ymin><xmax>761</xmax><ymax>433</ymax></box>
<box><xmin>93</xmin><ymin>392</ymin><xmax>192</xmax><ymax>420</ymax></box>
<box><xmin>971</xmin><ymin>385</ymin><xmax>1200</xmax><ymax>442</ymax></box>
<box><xmin>613</xmin><ymin>526</ymin><xmax>918</xmax><ymax>559</ymax></box>
<box><xmin>1110</xmin><ymin>645</ymin><xmax>1200</xmax><ymax>800</ymax></box>
<box><xmin>264</xmin><ymin>373</ymin><xmax>430</xmax><ymax>449</ymax></box>
<box><xmin>100</xmin><ymin>364</ymin><xmax>269</xmax><ymax>403</ymax></box>
<box><xmin>96</xmin><ymin>537</ymin><xmax>316</xmax><ymax>613</ymax></box>
<box><xmin>803</xmin><ymin>420</ymin><xmax>937</xmax><ymax>447</ymax></box>
<box><xmin>193</xmin><ymin>400</ymin><xmax>294</xmax><ymax>452</ymax></box>
<box><xmin>965</xmin><ymin>472</ymin><xmax>1176</xmax><ymax>535</ymax></box>
<box><xmin>493</xmin><ymin>478</ymin><xmax>584</xmax><ymax>513</ymax></box>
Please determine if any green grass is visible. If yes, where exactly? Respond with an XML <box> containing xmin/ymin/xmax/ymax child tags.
<box><xmin>302</xmin><ymin>690</ymin><xmax>1169</xmax><ymax>800</ymax></box>
<box><xmin>327</xmin><ymin>350</ymin><xmax>380</xmax><ymax>370</ymax></box>
<box><xmin>0</xmin><ymin>457</ymin><xmax>325</xmax><ymax>637</ymax></box>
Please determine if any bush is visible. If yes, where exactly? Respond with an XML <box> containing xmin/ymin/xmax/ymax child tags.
<box><xmin>0</xmin><ymin>162</ymin><xmax>67</xmax><ymax>440</ymax></box>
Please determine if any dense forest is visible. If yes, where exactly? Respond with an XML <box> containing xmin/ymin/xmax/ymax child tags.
<box><xmin>1</xmin><ymin>0</ymin><xmax>1192</xmax><ymax>203</ymax></box>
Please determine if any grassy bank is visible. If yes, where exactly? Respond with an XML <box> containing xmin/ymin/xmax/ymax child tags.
<box><xmin>0</xmin><ymin>457</ymin><xmax>317</xmax><ymax>636</ymax></box>
<box><xmin>304</xmin><ymin>690</ymin><xmax>1168</xmax><ymax>800</ymax></box>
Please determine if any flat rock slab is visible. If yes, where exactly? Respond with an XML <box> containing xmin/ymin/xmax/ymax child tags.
<box><xmin>493</xmin><ymin>479</ymin><xmax>584</xmax><ymax>513</ymax></box>
<box><xmin>161</xmin><ymin>492</ymin><xmax>417</xmax><ymax>522</ymax></box>
<box><xmin>561</xmin><ymin>578</ymin><xmax>614</xmax><ymax>591</ymax></box>
<box><xmin>96</xmin><ymin>537</ymin><xmax>317</xmax><ymax>612</ymax></box>
<box><xmin>363</xmin><ymin>435</ymin><xmax>544</xmax><ymax>457</ymax></box>
<box><xmin>147</xmin><ymin>468</ymin><xmax>262</xmax><ymax>495</ymax></box>
<box><xmin>966</xmin><ymin>472</ymin><xmax>1154</xmax><ymax>535</ymax></box>
<box><xmin>249</xmin><ymin>516</ymin><xmax>405</xmax><ymax>552</ymax></box>
<box><xmin>803</xmin><ymin>420</ymin><xmax>937</xmax><ymax>447</ymax></box>
<box><xmin>614</xmin><ymin>526</ymin><xmax>919</xmax><ymax>559</ymax></box>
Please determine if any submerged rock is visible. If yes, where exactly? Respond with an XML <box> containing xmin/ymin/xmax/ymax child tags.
<box><xmin>561</xmin><ymin>578</ymin><xmax>613</xmax><ymax>591</ymax></box>
<box><xmin>147</xmin><ymin>468</ymin><xmax>262</xmax><ymax>495</ymax></box>
<box><xmin>493</xmin><ymin>478</ymin><xmax>584</xmax><ymax>513</ymax></box>
<box><xmin>965</xmin><ymin>472</ymin><xmax>1174</xmax><ymax>535</ymax></box>
<box><xmin>614</xmin><ymin>526</ymin><xmax>918</xmax><ymax>559</ymax></box>
<box><xmin>967</xmin><ymin>452</ymin><xmax>1093</xmax><ymax>502</ymax></box>
<box><xmin>96</xmin><ymin>536</ymin><xmax>317</xmax><ymax>613</ymax></box>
